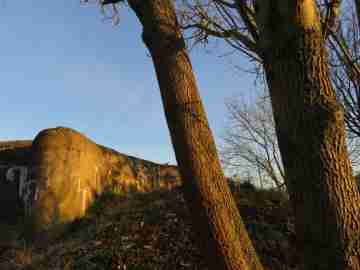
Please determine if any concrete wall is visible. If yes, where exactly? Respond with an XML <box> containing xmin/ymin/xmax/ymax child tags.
<box><xmin>0</xmin><ymin>127</ymin><xmax>180</xmax><ymax>230</ymax></box>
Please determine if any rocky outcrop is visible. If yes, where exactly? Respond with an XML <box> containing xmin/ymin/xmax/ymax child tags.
<box><xmin>0</xmin><ymin>127</ymin><xmax>180</xmax><ymax>231</ymax></box>
<box><xmin>31</xmin><ymin>127</ymin><xmax>109</xmax><ymax>231</ymax></box>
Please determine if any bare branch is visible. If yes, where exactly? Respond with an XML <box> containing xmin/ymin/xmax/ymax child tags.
<box><xmin>233</xmin><ymin>0</ymin><xmax>259</xmax><ymax>41</ymax></box>
<box><xmin>221</xmin><ymin>94</ymin><xmax>285</xmax><ymax>189</ymax></box>
<box><xmin>322</xmin><ymin>0</ymin><xmax>342</xmax><ymax>38</ymax></box>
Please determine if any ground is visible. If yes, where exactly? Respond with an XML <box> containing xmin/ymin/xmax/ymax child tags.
<box><xmin>0</xmin><ymin>183</ymin><xmax>300</xmax><ymax>270</ymax></box>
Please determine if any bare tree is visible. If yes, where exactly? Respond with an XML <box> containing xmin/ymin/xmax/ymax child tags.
<box><xmin>324</xmin><ymin>1</ymin><xmax>360</xmax><ymax>172</ymax></box>
<box><xmin>221</xmin><ymin>91</ymin><xmax>360</xmax><ymax>189</ymax></box>
<box><xmin>85</xmin><ymin>1</ymin><xmax>360</xmax><ymax>268</ymax></box>
<box><xmin>178</xmin><ymin>0</ymin><xmax>360</xmax><ymax>157</ymax></box>
<box><xmin>88</xmin><ymin>0</ymin><xmax>264</xmax><ymax>269</ymax></box>
<box><xmin>221</xmin><ymin>94</ymin><xmax>286</xmax><ymax>189</ymax></box>
<box><xmin>328</xmin><ymin>1</ymin><xmax>360</xmax><ymax>139</ymax></box>
<box><xmin>177</xmin><ymin>1</ymin><xmax>360</xmax><ymax>269</ymax></box>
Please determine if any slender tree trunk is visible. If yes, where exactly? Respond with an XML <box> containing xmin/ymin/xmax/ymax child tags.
<box><xmin>128</xmin><ymin>0</ymin><xmax>263</xmax><ymax>269</ymax></box>
<box><xmin>256</xmin><ymin>1</ymin><xmax>360</xmax><ymax>269</ymax></box>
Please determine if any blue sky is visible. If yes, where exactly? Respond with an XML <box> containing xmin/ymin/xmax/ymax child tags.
<box><xmin>0</xmin><ymin>1</ymin><xmax>255</xmax><ymax>165</ymax></box>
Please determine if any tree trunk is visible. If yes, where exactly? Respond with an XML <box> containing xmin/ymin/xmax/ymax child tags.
<box><xmin>127</xmin><ymin>0</ymin><xmax>263</xmax><ymax>269</ymax></box>
<box><xmin>256</xmin><ymin>1</ymin><xmax>360</xmax><ymax>269</ymax></box>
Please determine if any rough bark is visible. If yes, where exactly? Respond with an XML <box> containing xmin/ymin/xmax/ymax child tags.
<box><xmin>127</xmin><ymin>0</ymin><xmax>264</xmax><ymax>269</ymax></box>
<box><xmin>256</xmin><ymin>1</ymin><xmax>360</xmax><ymax>269</ymax></box>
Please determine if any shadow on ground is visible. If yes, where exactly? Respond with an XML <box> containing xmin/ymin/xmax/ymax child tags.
<box><xmin>0</xmin><ymin>183</ymin><xmax>300</xmax><ymax>270</ymax></box>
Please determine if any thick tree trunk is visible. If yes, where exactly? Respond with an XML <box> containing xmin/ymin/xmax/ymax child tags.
<box><xmin>256</xmin><ymin>1</ymin><xmax>360</xmax><ymax>269</ymax></box>
<box><xmin>128</xmin><ymin>0</ymin><xmax>263</xmax><ymax>269</ymax></box>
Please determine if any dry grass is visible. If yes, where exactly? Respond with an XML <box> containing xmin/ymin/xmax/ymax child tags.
<box><xmin>0</xmin><ymin>185</ymin><xmax>298</xmax><ymax>270</ymax></box>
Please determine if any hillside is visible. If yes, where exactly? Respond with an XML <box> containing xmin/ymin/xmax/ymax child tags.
<box><xmin>0</xmin><ymin>184</ymin><xmax>300</xmax><ymax>270</ymax></box>
<box><xmin>0</xmin><ymin>140</ymin><xmax>32</xmax><ymax>166</ymax></box>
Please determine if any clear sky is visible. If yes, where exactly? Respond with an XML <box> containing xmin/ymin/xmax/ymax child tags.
<box><xmin>0</xmin><ymin>1</ymin><xmax>255</xmax><ymax>165</ymax></box>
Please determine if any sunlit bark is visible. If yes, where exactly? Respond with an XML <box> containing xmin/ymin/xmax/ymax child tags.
<box><xmin>127</xmin><ymin>0</ymin><xmax>264</xmax><ymax>269</ymax></box>
<box><xmin>256</xmin><ymin>1</ymin><xmax>360</xmax><ymax>269</ymax></box>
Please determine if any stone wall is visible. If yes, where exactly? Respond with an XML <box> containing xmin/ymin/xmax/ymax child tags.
<box><xmin>101</xmin><ymin>146</ymin><xmax>179</xmax><ymax>193</ymax></box>
<box><xmin>0</xmin><ymin>127</ymin><xmax>180</xmax><ymax>230</ymax></box>
<box><xmin>0</xmin><ymin>141</ymin><xmax>33</xmax><ymax>223</ymax></box>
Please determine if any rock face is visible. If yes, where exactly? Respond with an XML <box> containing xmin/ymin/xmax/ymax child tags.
<box><xmin>0</xmin><ymin>141</ymin><xmax>33</xmax><ymax>224</ymax></box>
<box><xmin>31</xmin><ymin>127</ymin><xmax>108</xmax><ymax>231</ymax></box>
<box><xmin>0</xmin><ymin>127</ymin><xmax>180</xmax><ymax>232</ymax></box>
<box><xmin>101</xmin><ymin>146</ymin><xmax>179</xmax><ymax>193</ymax></box>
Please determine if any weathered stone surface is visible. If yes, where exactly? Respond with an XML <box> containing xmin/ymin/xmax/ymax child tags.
<box><xmin>31</xmin><ymin>127</ymin><xmax>108</xmax><ymax>231</ymax></box>
<box><xmin>101</xmin><ymin>146</ymin><xmax>179</xmax><ymax>193</ymax></box>
<box><xmin>0</xmin><ymin>141</ymin><xmax>33</xmax><ymax>224</ymax></box>
<box><xmin>0</xmin><ymin>127</ymin><xmax>180</xmax><ymax>233</ymax></box>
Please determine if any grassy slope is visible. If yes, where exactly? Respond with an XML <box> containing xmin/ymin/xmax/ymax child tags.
<box><xmin>0</xmin><ymin>184</ymin><xmax>299</xmax><ymax>270</ymax></box>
